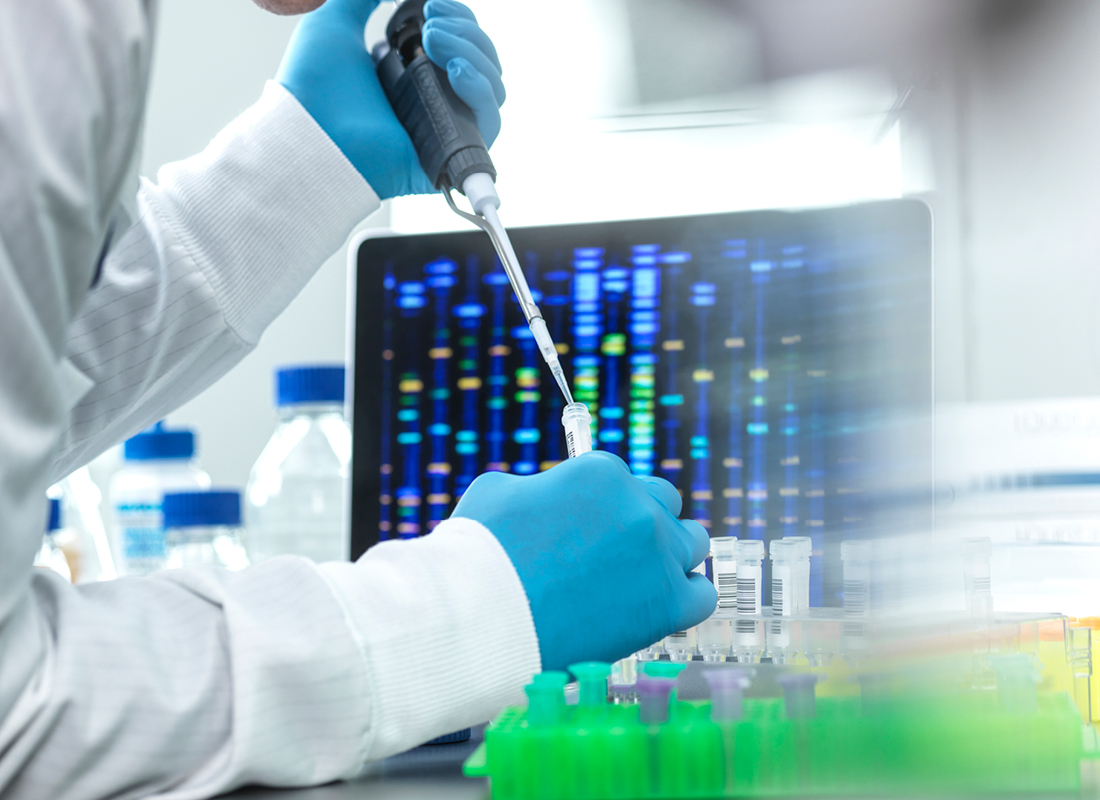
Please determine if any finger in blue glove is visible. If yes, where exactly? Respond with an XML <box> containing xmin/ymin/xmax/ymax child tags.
<box><xmin>451</xmin><ymin>451</ymin><xmax>717</xmax><ymax>672</ymax></box>
<box><xmin>277</xmin><ymin>0</ymin><xmax>504</xmax><ymax>199</ymax></box>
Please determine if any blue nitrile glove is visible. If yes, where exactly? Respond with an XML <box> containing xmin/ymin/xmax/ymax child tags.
<box><xmin>452</xmin><ymin>451</ymin><xmax>717</xmax><ymax>671</ymax></box>
<box><xmin>277</xmin><ymin>0</ymin><xmax>505</xmax><ymax>199</ymax></box>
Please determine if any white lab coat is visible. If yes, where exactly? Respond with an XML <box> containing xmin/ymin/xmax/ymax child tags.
<box><xmin>0</xmin><ymin>2</ymin><xmax>540</xmax><ymax>798</ymax></box>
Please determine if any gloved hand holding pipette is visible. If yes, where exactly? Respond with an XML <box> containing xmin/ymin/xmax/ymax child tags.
<box><xmin>453</xmin><ymin>452</ymin><xmax>717</xmax><ymax>671</ymax></box>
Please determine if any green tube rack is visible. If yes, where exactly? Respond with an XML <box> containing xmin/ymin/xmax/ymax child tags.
<box><xmin>464</xmin><ymin>671</ymin><xmax>1096</xmax><ymax>799</ymax></box>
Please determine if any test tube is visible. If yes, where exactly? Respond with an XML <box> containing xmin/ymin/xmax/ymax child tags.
<box><xmin>841</xmin><ymin>540</ymin><xmax>871</xmax><ymax>621</ymax></box>
<box><xmin>776</xmin><ymin>672</ymin><xmax>823</xmax><ymax>719</ymax></box>
<box><xmin>525</xmin><ymin>671</ymin><xmax>569</xmax><ymax>726</ymax></box>
<box><xmin>704</xmin><ymin>669</ymin><xmax>753</xmax><ymax>722</ymax></box>
<box><xmin>663</xmin><ymin>627</ymin><xmax>698</xmax><ymax>662</ymax></box>
<box><xmin>569</xmin><ymin>662</ymin><xmax>612</xmax><ymax>709</ymax></box>
<box><xmin>782</xmin><ymin>535</ymin><xmax>812</xmax><ymax>613</ymax></box>
<box><xmin>733</xmin><ymin>539</ymin><xmax>764</xmax><ymax>663</ymax></box>
<box><xmin>769</xmin><ymin>539</ymin><xmax>798</xmax><ymax>618</ymax></box>
<box><xmin>698</xmin><ymin>618</ymin><xmax>732</xmax><ymax>662</ymax></box>
<box><xmin>637</xmin><ymin>675</ymin><xmax>677</xmax><ymax>724</ymax></box>
<box><xmin>562</xmin><ymin>403</ymin><xmax>593</xmax><ymax>458</ymax></box>
<box><xmin>710</xmin><ymin>537</ymin><xmax>738</xmax><ymax>612</ymax></box>
<box><xmin>961</xmin><ymin>536</ymin><xmax>994</xmax><ymax>620</ymax></box>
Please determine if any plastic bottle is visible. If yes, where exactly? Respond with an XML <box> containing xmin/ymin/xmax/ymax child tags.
<box><xmin>245</xmin><ymin>365</ymin><xmax>350</xmax><ymax>564</ymax></box>
<box><xmin>34</xmin><ymin>498</ymin><xmax>72</xmax><ymax>581</ymax></box>
<box><xmin>164</xmin><ymin>490</ymin><xmax>249</xmax><ymax>570</ymax></box>
<box><xmin>109</xmin><ymin>422</ymin><xmax>210</xmax><ymax>575</ymax></box>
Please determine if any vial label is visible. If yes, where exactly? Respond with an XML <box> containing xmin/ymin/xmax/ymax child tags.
<box><xmin>122</xmin><ymin>526</ymin><xmax>166</xmax><ymax>560</ymax></box>
<box><xmin>772</xmin><ymin>565</ymin><xmax>792</xmax><ymax>617</ymax></box>
<box><xmin>844</xmin><ymin>579</ymin><xmax>868</xmax><ymax>617</ymax></box>
<box><xmin>736</xmin><ymin>565</ymin><xmax>761</xmax><ymax>616</ymax></box>
<box><xmin>714</xmin><ymin>561</ymin><xmax>737</xmax><ymax>610</ymax></box>
<box><xmin>565</xmin><ymin>429</ymin><xmax>578</xmax><ymax>458</ymax></box>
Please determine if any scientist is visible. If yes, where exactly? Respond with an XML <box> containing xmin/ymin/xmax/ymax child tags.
<box><xmin>0</xmin><ymin>0</ymin><xmax>716</xmax><ymax>797</ymax></box>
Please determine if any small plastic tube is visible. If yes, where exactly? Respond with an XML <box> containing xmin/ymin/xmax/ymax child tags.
<box><xmin>768</xmin><ymin>539</ymin><xmax>798</xmax><ymax>618</ymax></box>
<box><xmin>961</xmin><ymin>536</ymin><xmax>994</xmax><ymax>620</ymax></box>
<box><xmin>636</xmin><ymin>675</ymin><xmax>677</xmax><ymax>724</ymax></box>
<box><xmin>777</xmin><ymin>672</ymin><xmax>824</xmax><ymax>719</ymax></box>
<box><xmin>569</xmin><ymin>662</ymin><xmax>612</xmax><ymax>708</ymax></box>
<box><xmin>663</xmin><ymin>627</ymin><xmax>697</xmax><ymax>662</ymax></box>
<box><xmin>698</xmin><ymin>618</ymin><xmax>732</xmax><ymax>662</ymax></box>
<box><xmin>525</xmin><ymin>671</ymin><xmax>570</xmax><ymax>726</ymax></box>
<box><xmin>733</xmin><ymin>539</ymin><xmax>765</xmax><ymax>663</ymax></box>
<box><xmin>562</xmin><ymin>402</ymin><xmax>593</xmax><ymax>458</ymax></box>
<box><xmin>644</xmin><ymin>661</ymin><xmax>689</xmax><ymax>680</ymax></box>
<box><xmin>704</xmin><ymin>669</ymin><xmax>753</xmax><ymax>722</ymax></box>
<box><xmin>840</xmin><ymin>540</ymin><xmax>872</xmax><ymax>619</ymax></box>
<box><xmin>782</xmin><ymin>535</ymin><xmax>812</xmax><ymax>613</ymax></box>
<box><xmin>710</xmin><ymin>536</ymin><xmax>738</xmax><ymax>612</ymax></box>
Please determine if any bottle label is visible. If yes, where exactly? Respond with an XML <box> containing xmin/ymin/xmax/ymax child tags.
<box><xmin>122</xmin><ymin>526</ymin><xmax>166</xmax><ymax>559</ymax></box>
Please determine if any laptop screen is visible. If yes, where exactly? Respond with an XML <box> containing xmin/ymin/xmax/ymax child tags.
<box><xmin>351</xmin><ymin>201</ymin><xmax>932</xmax><ymax>606</ymax></box>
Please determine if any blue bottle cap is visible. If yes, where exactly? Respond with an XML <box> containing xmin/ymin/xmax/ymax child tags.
<box><xmin>162</xmin><ymin>490</ymin><xmax>241</xmax><ymax>529</ymax></box>
<box><xmin>46</xmin><ymin>498</ymin><xmax>62</xmax><ymax>533</ymax></box>
<box><xmin>123</xmin><ymin>422</ymin><xmax>195</xmax><ymax>461</ymax></box>
<box><xmin>275</xmin><ymin>365</ymin><xmax>346</xmax><ymax>407</ymax></box>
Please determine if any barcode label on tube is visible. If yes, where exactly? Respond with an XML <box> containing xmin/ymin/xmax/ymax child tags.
<box><xmin>736</xmin><ymin>578</ymin><xmax>758</xmax><ymax>615</ymax></box>
<box><xmin>566</xmin><ymin>430</ymin><xmax>577</xmax><ymax>458</ymax></box>
<box><xmin>715</xmin><ymin>563</ymin><xmax>737</xmax><ymax>609</ymax></box>
<box><xmin>844</xmin><ymin>579</ymin><xmax>867</xmax><ymax>616</ymax></box>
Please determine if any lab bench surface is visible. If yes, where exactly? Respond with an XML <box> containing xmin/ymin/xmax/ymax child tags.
<box><xmin>216</xmin><ymin>727</ymin><xmax>488</xmax><ymax>800</ymax></box>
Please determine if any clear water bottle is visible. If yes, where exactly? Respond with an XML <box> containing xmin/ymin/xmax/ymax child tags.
<box><xmin>245</xmin><ymin>365</ymin><xmax>350</xmax><ymax>564</ymax></box>
<box><xmin>34</xmin><ymin>498</ymin><xmax>72</xmax><ymax>581</ymax></box>
<box><xmin>109</xmin><ymin>422</ymin><xmax>210</xmax><ymax>575</ymax></box>
<box><xmin>164</xmin><ymin>490</ymin><xmax>249</xmax><ymax>570</ymax></box>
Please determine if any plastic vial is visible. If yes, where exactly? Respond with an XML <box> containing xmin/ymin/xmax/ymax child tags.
<box><xmin>34</xmin><ymin>498</ymin><xmax>72</xmax><ymax>581</ymax></box>
<box><xmin>246</xmin><ymin>365</ymin><xmax>350</xmax><ymax>562</ymax></box>
<box><xmin>109</xmin><ymin>422</ymin><xmax>210</xmax><ymax>576</ymax></box>
<box><xmin>636</xmin><ymin>675</ymin><xmax>676</xmax><ymax>725</ymax></box>
<box><xmin>777</xmin><ymin>672</ymin><xmax>823</xmax><ymax>719</ymax></box>
<box><xmin>698</xmin><ymin>618</ymin><xmax>732</xmax><ymax>662</ymax></box>
<box><xmin>841</xmin><ymin>540</ymin><xmax>872</xmax><ymax>620</ymax></box>
<box><xmin>710</xmin><ymin>536</ymin><xmax>738</xmax><ymax>612</ymax></box>
<box><xmin>569</xmin><ymin>662</ymin><xmax>611</xmax><ymax>709</ymax></box>
<box><xmin>561</xmin><ymin>402</ymin><xmax>593</xmax><ymax>458</ymax></box>
<box><xmin>782</xmin><ymin>535</ymin><xmax>812</xmax><ymax>612</ymax></box>
<box><xmin>525</xmin><ymin>671</ymin><xmax>569</xmax><ymax>726</ymax></box>
<box><xmin>961</xmin><ymin>537</ymin><xmax>994</xmax><ymax>620</ymax></box>
<box><xmin>164</xmin><ymin>490</ymin><xmax>249</xmax><ymax>570</ymax></box>
<box><xmin>704</xmin><ymin>668</ymin><xmax>752</xmax><ymax>722</ymax></box>
<box><xmin>733</xmin><ymin>539</ymin><xmax>765</xmax><ymax>663</ymax></box>
<box><xmin>663</xmin><ymin>627</ymin><xmax>698</xmax><ymax>662</ymax></box>
<box><xmin>769</xmin><ymin>539</ymin><xmax>799</xmax><ymax>618</ymax></box>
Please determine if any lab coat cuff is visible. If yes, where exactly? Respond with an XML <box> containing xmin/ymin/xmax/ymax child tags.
<box><xmin>149</xmin><ymin>81</ymin><xmax>380</xmax><ymax>345</ymax></box>
<box><xmin>315</xmin><ymin>517</ymin><xmax>541</xmax><ymax>763</ymax></box>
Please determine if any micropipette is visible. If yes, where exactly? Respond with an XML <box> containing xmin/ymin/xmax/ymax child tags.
<box><xmin>373</xmin><ymin>0</ymin><xmax>576</xmax><ymax>415</ymax></box>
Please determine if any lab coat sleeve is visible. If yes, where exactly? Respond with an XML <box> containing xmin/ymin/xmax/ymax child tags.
<box><xmin>53</xmin><ymin>81</ymin><xmax>380</xmax><ymax>477</ymax></box>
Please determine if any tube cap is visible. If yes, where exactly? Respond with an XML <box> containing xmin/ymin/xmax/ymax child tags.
<box><xmin>46</xmin><ymin>498</ymin><xmax>61</xmax><ymax>533</ymax></box>
<box><xmin>163</xmin><ymin>490</ymin><xmax>241</xmax><ymax>528</ymax></box>
<box><xmin>276</xmin><ymin>365</ymin><xmax>346</xmax><ymax>407</ymax></box>
<box><xmin>123</xmin><ymin>422</ymin><xmax>195</xmax><ymax>461</ymax></box>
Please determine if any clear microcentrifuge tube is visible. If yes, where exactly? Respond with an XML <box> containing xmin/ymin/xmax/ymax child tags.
<box><xmin>610</xmin><ymin>654</ymin><xmax>637</xmax><ymax>687</ymax></box>
<box><xmin>698</xmin><ymin>618</ymin><xmax>732</xmax><ymax>662</ymax></box>
<box><xmin>636</xmin><ymin>675</ymin><xmax>676</xmax><ymax>725</ymax></box>
<box><xmin>776</xmin><ymin>672</ymin><xmax>824</xmax><ymax>719</ymax></box>
<box><xmin>733</xmin><ymin>539</ymin><xmax>765</xmax><ymax>663</ymax></box>
<box><xmin>769</xmin><ymin>539</ymin><xmax>798</xmax><ymax>618</ymax></box>
<box><xmin>961</xmin><ymin>536</ymin><xmax>994</xmax><ymax>620</ymax></box>
<box><xmin>663</xmin><ymin>627</ymin><xmax>698</xmax><ymax>662</ymax></box>
<box><xmin>782</xmin><ymin>535</ymin><xmax>812</xmax><ymax>613</ymax></box>
<box><xmin>840</xmin><ymin>540</ymin><xmax>871</xmax><ymax>621</ymax></box>
<box><xmin>704</xmin><ymin>669</ymin><xmax>753</xmax><ymax>722</ymax></box>
<box><xmin>525</xmin><ymin>671</ymin><xmax>570</xmax><ymax>726</ymax></box>
<box><xmin>569</xmin><ymin>662</ymin><xmax>612</xmax><ymax>710</ymax></box>
<box><xmin>562</xmin><ymin>402</ymin><xmax>593</xmax><ymax>458</ymax></box>
<box><xmin>710</xmin><ymin>536</ymin><xmax>738</xmax><ymax>612</ymax></box>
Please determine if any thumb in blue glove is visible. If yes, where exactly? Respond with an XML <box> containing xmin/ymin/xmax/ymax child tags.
<box><xmin>451</xmin><ymin>451</ymin><xmax>717</xmax><ymax>671</ymax></box>
<box><xmin>277</xmin><ymin>0</ymin><xmax>505</xmax><ymax>199</ymax></box>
